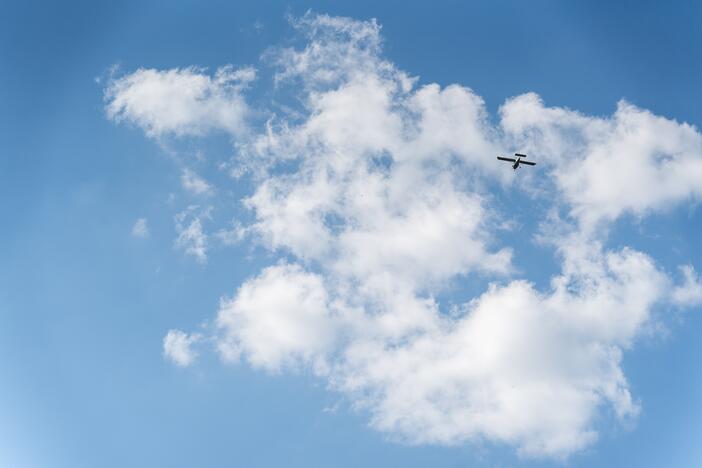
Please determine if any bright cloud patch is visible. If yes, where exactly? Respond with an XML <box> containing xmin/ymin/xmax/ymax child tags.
<box><xmin>501</xmin><ymin>93</ymin><xmax>702</xmax><ymax>229</ymax></box>
<box><xmin>107</xmin><ymin>13</ymin><xmax>702</xmax><ymax>459</ymax></box>
<box><xmin>163</xmin><ymin>329</ymin><xmax>201</xmax><ymax>367</ymax></box>
<box><xmin>217</xmin><ymin>263</ymin><xmax>336</xmax><ymax>372</ymax></box>
<box><xmin>105</xmin><ymin>66</ymin><xmax>254</xmax><ymax>138</ymax></box>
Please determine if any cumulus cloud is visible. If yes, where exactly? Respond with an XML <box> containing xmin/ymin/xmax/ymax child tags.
<box><xmin>107</xmin><ymin>12</ymin><xmax>702</xmax><ymax>459</ymax></box>
<box><xmin>105</xmin><ymin>65</ymin><xmax>254</xmax><ymax>138</ymax></box>
<box><xmin>334</xmin><ymin>247</ymin><xmax>660</xmax><ymax>457</ymax></box>
<box><xmin>217</xmin><ymin>263</ymin><xmax>337</xmax><ymax>372</ymax></box>
<box><xmin>214</xmin><ymin>240</ymin><xmax>665</xmax><ymax>458</ymax></box>
<box><xmin>501</xmin><ymin>93</ymin><xmax>702</xmax><ymax>230</ymax></box>
<box><xmin>163</xmin><ymin>329</ymin><xmax>201</xmax><ymax>367</ymax></box>
<box><xmin>131</xmin><ymin>217</ymin><xmax>149</xmax><ymax>238</ymax></box>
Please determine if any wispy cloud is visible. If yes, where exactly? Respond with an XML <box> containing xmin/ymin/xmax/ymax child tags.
<box><xmin>181</xmin><ymin>168</ymin><xmax>214</xmax><ymax>196</ymax></box>
<box><xmin>672</xmin><ymin>265</ymin><xmax>702</xmax><ymax>306</ymax></box>
<box><xmin>174</xmin><ymin>206</ymin><xmax>211</xmax><ymax>263</ymax></box>
<box><xmin>131</xmin><ymin>217</ymin><xmax>149</xmax><ymax>238</ymax></box>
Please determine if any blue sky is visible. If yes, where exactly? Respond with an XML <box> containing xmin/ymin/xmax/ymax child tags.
<box><xmin>2</xmin><ymin>1</ymin><xmax>702</xmax><ymax>467</ymax></box>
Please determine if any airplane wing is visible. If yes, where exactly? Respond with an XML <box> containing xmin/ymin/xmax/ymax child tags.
<box><xmin>519</xmin><ymin>160</ymin><xmax>536</xmax><ymax>166</ymax></box>
<box><xmin>497</xmin><ymin>157</ymin><xmax>516</xmax><ymax>162</ymax></box>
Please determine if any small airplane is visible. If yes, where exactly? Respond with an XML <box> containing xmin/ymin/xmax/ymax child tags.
<box><xmin>497</xmin><ymin>153</ymin><xmax>536</xmax><ymax>170</ymax></box>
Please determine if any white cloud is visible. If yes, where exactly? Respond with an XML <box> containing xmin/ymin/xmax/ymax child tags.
<box><xmin>270</xmin><ymin>13</ymin><xmax>389</xmax><ymax>88</ymax></box>
<box><xmin>181</xmin><ymin>168</ymin><xmax>214</xmax><ymax>196</ymax></box>
<box><xmin>242</xmin><ymin>17</ymin><xmax>509</xmax><ymax>279</ymax></box>
<box><xmin>131</xmin><ymin>217</ymin><xmax>149</xmax><ymax>238</ymax></box>
<box><xmin>224</xmin><ymin>15</ymin><xmax>700</xmax><ymax>457</ymax></box>
<box><xmin>215</xmin><ymin>220</ymin><xmax>247</xmax><ymax>246</ymax></box>
<box><xmin>672</xmin><ymin>264</ymin><xmax>702</xmax><ymax>307</ymax></box>
<box><xmin>107</xmin><ymin>12</ymin><xmax>702</xmax><ymax>460</ymax></box>
<box><xmin>163</xmin><ymin>329</ymin><xmax>201</xmax><ymax>367</ymax></box>
<box><xmin>500</xmin><ymin>93</ymin><xmax>702</xmax><ymax>230</ymax></box>
<box><xmin>217</xmin><ymin>263</ymin><xmax>337</xmax><ymax>372</ymax></box>
<box><xmin>174</xmin><ymin>206</ymin><xmax>211</xmax><ymax>263</ymax></box>
<box><xmin>105</xmin><ymin>65</ymin><xmax>254</xmax><ymax>138</ymax></box>
<box><xmin>212</xmin><ymin>240</ymin><xmax>665</xmax><ymax>458</ymax></box>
